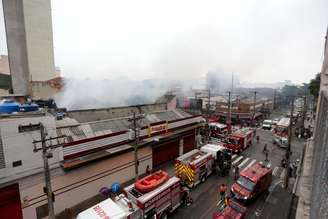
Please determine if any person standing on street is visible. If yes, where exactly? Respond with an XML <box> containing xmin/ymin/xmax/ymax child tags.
<box><xmin>265</xmin><ymin>150</ymin><xmax>269</xmax><ymax>162</ymax></box>
<box><xmin>263</xmin><ymin>144</ymin><xmax>267</xmax><ymax>153</ymax></box>
<box><xmin>256</xmin><ymin>135</ymin><xmax>260</xmax><ymax>144</ymax></box>
<box><xmin>219</xmin><ymin>183</ymin><xmax>227</xmax><ymax>201</ymax></box>
<box><xmin>234</xmin><ymin>165</ymin><xmax>239</xmax><ymax>181</ymax></box>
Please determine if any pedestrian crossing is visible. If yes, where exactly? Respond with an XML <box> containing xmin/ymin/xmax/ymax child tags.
<box><xmin>231</xmin><ymin>154</ymin><xmax>286</xmax><ymax>179</ymax></box>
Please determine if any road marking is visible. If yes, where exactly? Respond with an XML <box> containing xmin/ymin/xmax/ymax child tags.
<box><xmin>273</xmin><ymin>166</ymin><xmax>279</xmax><ymax>176</ymax></box>
<box><xmin>216</xmin><ymin>200</ymin><xmax>223</xmax><ymax>206</ymax></box>
<box><xmin>232</xmin><ymin>156</ymin><xmax>244</xmax><ymax>165</ymax></box>
<box><xmin>238</xmin><ymin>157</ymin><xmax>250</xmax><ymax>169</ymax></box>
<box><xmin>232</xmin><ymin>154</ymin><xmax>238</xmax><ymax>160</ymax></box>
<box><xmin>243</xmin><ymin>159</ymin><xmax>257</xmax><ymax>171</ymax></box>
<box><xmin>280</xmin><ymin>169</ymin><xmax>286</xmax><ymax>179</ymax></box>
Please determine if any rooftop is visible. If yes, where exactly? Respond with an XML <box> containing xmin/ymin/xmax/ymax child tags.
<box><xmin>241</xmin><ymin>162</ymin><xmax>272</xmax><ymax>182</ymax></box>
<box><xmin>57</xmin><ymin>109</ymin><xmax>192</xmax><ymax>142</ymax></box>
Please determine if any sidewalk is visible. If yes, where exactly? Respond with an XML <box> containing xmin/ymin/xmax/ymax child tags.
<box><xmin>256</xmin><ymin>183</ymin><xmax>293</xmax><ymax>219</ymax></box>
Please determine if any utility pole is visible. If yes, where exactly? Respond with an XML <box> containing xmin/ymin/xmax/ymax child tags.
<box><xmin>252</xmin><ymin>91</ymin><xmax>257</xmax><ymax>126</ymax></box>
<box><xmin>231</xmin><ymin>72</ymin><xmax>234</xmax><ymax>94</ymax></box>
<box><xmin>302</xmin><ymin>94</ymin><xmax>307</xmax><ymax>129</ymax></box>
<box><xmin>273</xmin><ymin>89</ymin><xmax>277</xmax><ymax>110</ymax></box>
<box><xmin>284</xmin><ymin>97</ymin><xmax>294</xmax><ymax>189</ymax></box>
<box><xmin>128</xmin><ymin>112</ymin><xmax>145</xmax><ymax>180</ymax></box>
<box><xmin>204</xmin><ymin>89</ymin><xmax>211</xmax><ymax>143</ymax></box>
<box><xmin>27</xmin><ymin>123</ymin><xmax>67</xmax><ymax>219</ymax></box>
<box><xmin>227</xmin><ymin>91</ymin><xmax>232</xmax><ymax>134</ymax></box>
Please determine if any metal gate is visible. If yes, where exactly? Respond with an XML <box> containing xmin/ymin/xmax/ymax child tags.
<box><xmin>152</xmin><ymin>140</ymin><xmax>179</xmax><ymax>166</ymax></box>
<box><xmin>0</xmin><ymin>183</ymin><xmax>23</xmax><ymax>219</ymax></box>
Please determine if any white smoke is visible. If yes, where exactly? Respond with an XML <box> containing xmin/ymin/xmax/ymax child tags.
<box><xmin>55</xmin><ymin>77</ymin><xmax>177</xmax><ymax>110</ymax></box>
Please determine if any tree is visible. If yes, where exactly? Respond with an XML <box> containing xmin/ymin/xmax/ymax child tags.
<box><xmin>281</xmin><ymin>85</ymin><xmax>302</xmax><ymax>97</ymax></box>
<box><xmin>309</xmin><ymin>73</ymin><xmax>320</xmax><ymax>98</ymax></box>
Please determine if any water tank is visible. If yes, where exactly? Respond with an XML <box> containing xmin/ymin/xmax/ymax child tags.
<box><xmin>0</xmin><ymin>100</ymin><xmax>20</xmax><ymax>114</ymax></box>
<box><xmin>19</xmin><ymin>103</ymin><xmax>39</xmax><ymax>112</ymax></box>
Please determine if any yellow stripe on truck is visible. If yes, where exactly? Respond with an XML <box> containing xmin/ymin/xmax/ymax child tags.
<box><xmin>175</xmin><ymin>163</ymin><xmax>194</xmax><ymax>182</ymax></box>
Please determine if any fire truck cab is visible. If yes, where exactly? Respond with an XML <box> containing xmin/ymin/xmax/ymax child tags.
<box><xmin>231</xmin><ymin>163</ymin><xmax>272</xmax><ymax>202</ymax></box>
<box><xmin>209</xmin><ymin>122</ymin><xmax>228</xmax><ymax>139</ymax></box>
<box><xmin>175</xmin><ymin>149</ymin><xmax>214</xmax><ymax>188</ymax></box>
<box><xmin>225</xmin><ymin>128</ymin><xmax>253</xmax><ymax>153</ymax></box>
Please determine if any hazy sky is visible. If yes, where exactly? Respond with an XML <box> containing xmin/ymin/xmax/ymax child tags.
<box><xmin>0</xmin><ymin>0</ymin><xmax>327</xmax><ymax>84</ymax></box>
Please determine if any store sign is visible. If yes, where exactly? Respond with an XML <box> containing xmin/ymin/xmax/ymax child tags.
<box><xmin>148</xmin><ymin>122</ymin><xmax>168</xmax><ymax>136</ymax></box>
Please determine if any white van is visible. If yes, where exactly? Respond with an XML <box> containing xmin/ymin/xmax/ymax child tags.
<box><xmin>262</xmin><ymin>120</ymin><xmax>273</xmax><ymax>130</ymax></box>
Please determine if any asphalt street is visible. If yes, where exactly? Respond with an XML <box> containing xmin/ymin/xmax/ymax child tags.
<box><xmin>168</xmin><ymin>113</ymin><xmax>306</xmax><ymax>219</ymax></box>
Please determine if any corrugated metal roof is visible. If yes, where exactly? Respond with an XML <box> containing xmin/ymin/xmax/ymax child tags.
<box><xmin>57</xmin><ymin>109</ymin><xmax>192</xmax><ymax>141</ymax></box>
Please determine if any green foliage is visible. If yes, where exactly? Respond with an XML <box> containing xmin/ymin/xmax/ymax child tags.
<box><xmin>281</xmin><ymin>85</ymin><xmax>302</xmax><ymax>97</ymax></box>
<box><xmin>309</xmin><ymin>73</ymin><xmax>320</xmax><ymax>98</ymax></box>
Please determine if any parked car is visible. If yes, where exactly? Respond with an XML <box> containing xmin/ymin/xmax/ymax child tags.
<box><xmin>273</xmin><ymin>137</ymin><xmax>288</xmax><ymax>148</ymax></box>
<box><xmin>262</xmin><ymin>120</ymin><xmax>273</xmax><ymax>130</ymax></box>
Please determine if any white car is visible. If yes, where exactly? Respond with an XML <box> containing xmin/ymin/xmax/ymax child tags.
<box><xmin>262</xmin><ymin>120</ymin><xmax>273</xmax><ymax>130</ymax></box>
<box><xmin>273</xmin><ymin>137</ymin><xmax>288</xmax><ymax>148</ymax></box>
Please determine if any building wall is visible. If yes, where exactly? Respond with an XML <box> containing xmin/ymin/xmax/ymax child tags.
<box><xmin>320</xmin><ymin>28</ymin><xmax>328</xmax><ymax>91</ymax></box>
<box><xmin>2</xmin><ymin>0</ymin><xmax>30</xmax><ymax>95</ymax></box>
<box><xmin>0</xmin><ymin>89</ymin><xmax>9</xmax><ymax>96</ymax></box>
<box><xmin>21</xmin><ymin>146</ymin><xmax>152</xmax><ymax>219</ymax></box>
<box><xmin>0</xmin><ymin>115</ymin><xmax>60</xmax><ymax>184</ymax></box>
<box><xmin>23</xmin><ymin>0</ymin><xmax>55</xmax><ymax>81</ymax></box>
<box><xmin>68</xmin><ymin>103</ymin><xmax>167</xmax><ymax>123</ymax></box>
<box><xmin>0</xmin><ymin>55</ymin><xmax>10</xmax><ymax>74</ymax></box>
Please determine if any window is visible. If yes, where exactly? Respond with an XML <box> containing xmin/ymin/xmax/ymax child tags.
<box><xmin>12</xmin><ymin>160</ymin><xmax>22</xmax><ymax>167</ymax></box>
<box><xmin>18</xmin><ymin>124</ymin><xmax>40</xmax><ymax>133</ymax></box>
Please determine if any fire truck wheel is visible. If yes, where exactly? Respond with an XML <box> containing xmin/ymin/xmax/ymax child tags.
<box><xmin>186</xmin><ymin>182</ymin><xmax>194</xmax><ymax>189</ymax></box>
<box><xmin>160</xmin><ymin>211</ymin><xmax>168</xmax><ymax>219</ymax></box>
<box><xmin>201</xmin><ymin>175</ymin><xmax>206</xmax><ymax>183</ymax></box>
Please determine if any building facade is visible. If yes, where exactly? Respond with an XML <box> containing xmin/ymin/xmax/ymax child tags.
<box><xmin>2</xmin><ymin>0</ymin><xmax>56</xmax><ymax>96</ymax></box>
<box><xmin>0</xmin><ymin>113</ymin><xmax>60</xmax><ymax>184</ymax></box>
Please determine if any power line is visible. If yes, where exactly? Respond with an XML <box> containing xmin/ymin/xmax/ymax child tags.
<box><xmin>20</xmin><ymin>122</ymin><xmax>67</xmax><ymax>219</ymax></box>
<box><xmin>128</xmin><ymin>112</ymin><xmax>145</xmax><ymax>180</ymax></box>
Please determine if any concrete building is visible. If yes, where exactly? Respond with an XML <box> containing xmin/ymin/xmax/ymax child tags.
<box><xmin>0</xmin><ymin>103</ymin><xmax>202</xmax><ymax>218</ymax></box>
<box><xmin>0</xmin><ymin>54</ymin><xmax>63</xmax><ymax>99</ymax></box>
<box><xmin>215</xmin><ymin>98</ymin><xmax>273</xmax><ymax>124</ymax></box>
<box><xmin>2</xmin><ymin>0</ymin><xmax>56</xmax><ymax>95</ymax></box>
<box><xmin>0</xmin><ymin>112</ymin><xmax>60</xmax><ymax>184</ymax></box>
<box><xmin>295</xmin><ymin>28</ymin><xmax>328</xmax><ymax>219</ymax></box>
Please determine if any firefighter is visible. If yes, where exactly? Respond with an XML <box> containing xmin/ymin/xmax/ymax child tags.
<box><xmin>219</xmin><ymin>183</ymin><xmax>227</xmax><ymax>201</ymax></box>
<box><xmin>224</xmin><ymin>194</ymin><xmax>231</xmax><ymax>207</ymax></box>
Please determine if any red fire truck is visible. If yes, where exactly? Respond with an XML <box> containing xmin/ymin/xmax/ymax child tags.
<box><xmin>209</xmin><ymin>122</ymin><xmax>228</xmax><ymax>139</ymax></box>
<box><xmin>224</xmin><ymin>128</ymin><xmax>254</xmax><ymax>153</ymax></box>
<box><xmin>175</xmin><ymin>149</ymin><xmax>214</xmax><ymax>188</ymax></box>
<box><xmin>77</xmin><ymin>174</ymin><xmax>187</xmax><ymax>219</ymax></box>
<box><xmin>273</xmin><ymin>117</ymin><xmax>290</xmax><ymax>138</ymax></box>
<box><xmin>212</xmin><ymin>200</ymin><xmax>247</xmax><ymax>219</ymax></box>
<box><xmin>231</xmin><ymin>162</ymin><xmax>272</xmax><ymax>202</ymax></box>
